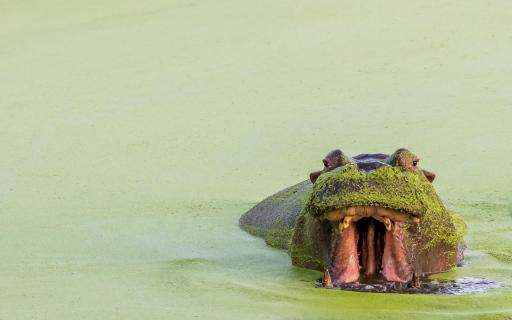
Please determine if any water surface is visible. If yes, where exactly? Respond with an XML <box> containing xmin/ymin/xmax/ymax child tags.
<box><xmin>1</xmin><ymin>1</ymin><xmax>512</xmax><ymax>319</ymax></box>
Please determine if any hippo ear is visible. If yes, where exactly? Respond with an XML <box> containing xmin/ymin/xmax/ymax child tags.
<box><xmin>422</xmin><ymin>169</ymin><xmax>436</xmax><ymax>183</ymax></box>
<box><xmin>309</xmin><ymin>170</ymin><xmax>323</xmax><ymax>183</ymax></box>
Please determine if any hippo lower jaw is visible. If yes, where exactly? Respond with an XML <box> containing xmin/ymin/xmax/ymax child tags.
<box><xmin>325</xmin><ymin>206</ymin><xmax>420</xmax><ymax>285</ymax></box>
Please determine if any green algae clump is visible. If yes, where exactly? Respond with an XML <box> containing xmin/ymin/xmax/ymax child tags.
<box><xmin>306</xmin><ymin>163</ymin><xmax>436</xmax><ymax>218</ymax></box>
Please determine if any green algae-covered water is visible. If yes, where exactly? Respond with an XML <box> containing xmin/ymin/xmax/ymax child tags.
<box><xmin>1</xmin><ymin>1</ymin><xmax>512</xmax><ymax>319</ymax></box>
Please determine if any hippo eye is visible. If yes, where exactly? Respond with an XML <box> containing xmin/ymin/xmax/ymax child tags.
<box><xmin>413</xmin><ymin>160</ymin><xmax>418</xmax><ymax>167</ymax></box>
<box><xmin>323</xmin><ymin>160</ymin><xmax>329</xmax><ymax>167</ymax></box>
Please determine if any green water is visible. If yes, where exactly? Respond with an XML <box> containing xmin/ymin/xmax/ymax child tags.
<box><xmin>1</xmin><ymin>1</ymin><xmax>512</xmax><ymax>319</ymax></box>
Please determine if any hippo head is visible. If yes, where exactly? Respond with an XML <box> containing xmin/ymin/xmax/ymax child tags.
<box><xmin>290</xmin><ymin>148</ymin><xmax>465</xmax><ymax>286</ymax></box>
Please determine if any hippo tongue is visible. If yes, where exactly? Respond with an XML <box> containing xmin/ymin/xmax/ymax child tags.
<box><xmin>381</xmin><ymin>224</ymin><xmax>413</xmax><ymax>282</ymax></box>
<box><xmin>361</xmin><ymin>219</ymin><xmax>381</xmax><ymax>277</ymax></box>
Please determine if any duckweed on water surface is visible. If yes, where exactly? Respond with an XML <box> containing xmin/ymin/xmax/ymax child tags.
<box><xmin>2</xmin><ymin>0</ymin><xmax>512</xmax><ymax>319</ymax></box>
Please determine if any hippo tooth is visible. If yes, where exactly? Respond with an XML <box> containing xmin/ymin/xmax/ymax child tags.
<box><xmin>342</xmin><ymin>216</ymin><xmax>353</xmax><ymax>230</ymax></box>
<box><xmin>322</xmin><ymin>269</ymin><xmax>333</xmax><ymax>288</ymax></box>
<box><xmin>383</xmin><ymin>217</ymin><xmax>392</xmax><ymax>231</ymax></box>
<box><xmin>412</xmin><ymin>272</ymin><xmax>420</xmax><ymax>288</ymax></box>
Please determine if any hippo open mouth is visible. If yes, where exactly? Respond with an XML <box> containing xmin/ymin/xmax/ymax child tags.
<box><xmin>326</xmin><ymin>206</ymin><xmax>418</xmax><ymax>284</ymax></box>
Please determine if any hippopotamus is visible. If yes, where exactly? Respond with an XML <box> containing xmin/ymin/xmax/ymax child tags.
<box><xmin>240</xmin><ymin>148</ymin><xmax>466</xmax><ymax>288</ymax></box>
